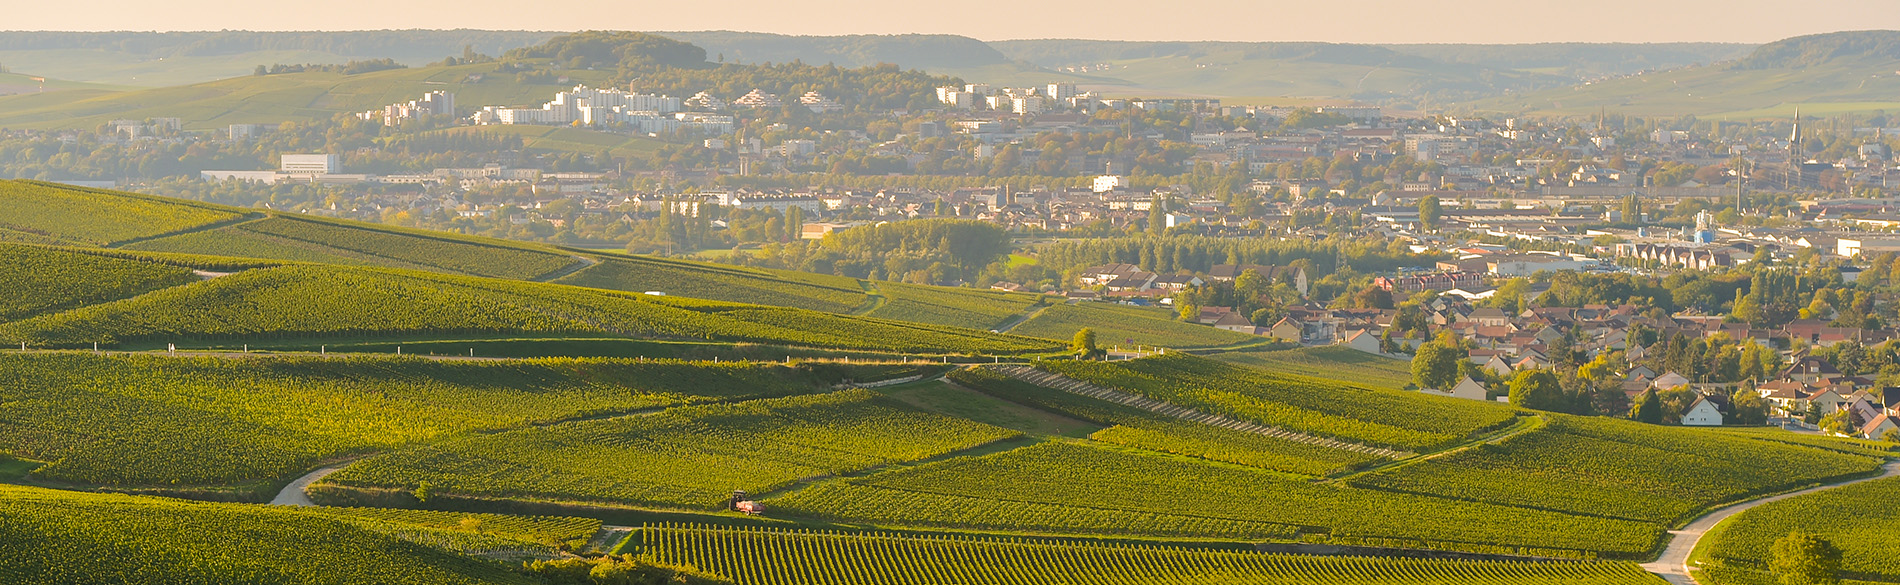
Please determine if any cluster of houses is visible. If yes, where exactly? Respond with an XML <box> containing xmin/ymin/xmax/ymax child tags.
<box><xmin>1059</xmin><ymin>255</ymin><xmax>1900</xmax><ymax>435</ymax></box>
<box><xmin>1403</xmin><ymin>300</ymin><xmax>1900</xmax><ymax>434</ymax></box>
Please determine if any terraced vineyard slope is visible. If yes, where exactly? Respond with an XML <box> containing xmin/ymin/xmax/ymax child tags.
<box><xmin>0</xmin><ymin>352</ymin><xmax>871</xmax><ymax>493</ymax></box>
<box><xmin>1212</xmin><ymin>345</ymin><xmax>1416</xmax><ymax>390</ymax></box>
<box><xmin>552</xmin><ymin>255</ymin><xmax>869</xmax><ymax>312</ymax></box>
<box><xmin>1038</xmin><ymin>353</ymin><xmax>1516</xmax><ymax>450</ymax></box>
<box><xmin>0</xmin><ymin>483</ymin><xmax>555</xmax><ymax>585</ymax></box>
<box><xmin>1352</xmin><ymin>414</ymin><xmax>1883</xmax><ymax>525</ymax></box>
<box><xmin>948</xmin><ymin>366</ymin><xmax>1383</xmax><ymax>475</ymax></box>
<box><xmin>1013</xmin><ymin>301</ymin><xmax>1261</xmax><ymax>349</ymax></box>
<box><xmin>992</xmin><ymin>364</ymin><xmax>1410</xmax><ymax>458</ymax></box>
<box><xmin>0</xmin><ymin>243</ymin><xmax>197</xmax><ymax>321</ymax></box>
<box><xmin>634</xmin><ymin>523</ymin><xmax>1668</xmax><ymax>585</ymax></box>
<box><xmin>321</xmin><ymin>389</ymin><xmax>1019</xmax><ymax>509</ymax></box>
<box><xmin>768</xmin><ymin>441</ymin><xmax>1663</xmax><ymax>557</ymax></box>
<box><xmin>125</xmin><ymin>215</ymin><xmax>579</xmax><ymax>280</ymax></box>
<box><xmin>0</xmin><ymin>180</ymin><xmax>242</xmax><ymax>245</ymax></box>
<box><xmin>0</xmin><ymin>264</ymin><xmax>1059</xmax><ymax>355</ymax></box>
<box><xmin>1695</xmin><ymin>474</ymin><xmax>1900</xmax><ymax>585</ymax></box>
<box><xmin>865</xmin><ymin>281</ymin><xmax>1045</xmax><ymax>330</ymax></box>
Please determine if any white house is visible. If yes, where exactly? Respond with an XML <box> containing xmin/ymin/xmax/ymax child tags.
<box><xmin>1651</xmin><ymin>372</ymin><xmax>1691</xmax><ymax>390</ymax></box>
<box><xmin>1340</xmin><ymin>329</ymin><xmax>1383</xmax><ymax>355</ymax></box>
<box><xmin>1681</xmin><ymin>396</ymin><xmax>1724</xmax><ymax>426</ymax></box>
<box><xmin>1423</xmin><ymin>376</ymin><xmax>1490</xmax><ymax>401</ymax></box>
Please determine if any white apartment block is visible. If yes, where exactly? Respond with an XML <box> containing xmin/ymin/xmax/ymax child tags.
<box><xmin>1046</xmin><ymin>82</ymin><xmax>1077</xmax><ymax>100</ymax></box>
<box><xmin>1012</xmin><ymin>96</ymin><xmax>1045</xmax><ymax>115</ymax></box>
<box><xmin>281</xmin><ymin>154</ymin><xmax>340</xmax><ymax>175</ymax></box>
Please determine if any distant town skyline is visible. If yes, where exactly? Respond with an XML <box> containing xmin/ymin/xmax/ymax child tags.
<box><xmin>11</xmin><ymin>0</ymin><xmax>1900</xmax><ymax>44</ymax></box>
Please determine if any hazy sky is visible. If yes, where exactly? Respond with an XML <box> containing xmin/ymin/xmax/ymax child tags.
<box><xmin>12</xmin><ymin>0</ymin><xmax>1900</xmax><ymax>44</ymax></box>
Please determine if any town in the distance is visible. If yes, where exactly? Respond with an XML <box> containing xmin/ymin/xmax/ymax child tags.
<box><xmin>2</xmin><ymin>23</ymin><xmax>1900</xmax><ymax>585</ymax></box>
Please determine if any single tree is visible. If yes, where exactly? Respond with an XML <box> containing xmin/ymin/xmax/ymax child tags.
<box><xmin>1072</xmin><ymin>327</ymin><xmax>1099</xmax><ymax>357</ymax></box>
<box><xmin>413</xmin><ymin>481</ymin><xmax>434</xmax><ymax>503</ymax></box>
<box><xmin>1507</xmin><ymin>369</ymin><xmax>1565</xmax><ymax>411</ymax></box>
<box><xmin>1771</xmin><ymin>531</ymin><xmax>1841</xmax><ymax>585</ymax></box>
<box><xmin>1147</xmin><ymin>196</ymin><xmax>1167</xmax><ymax>235</ymax></box>
<box><xmin>1411</xmin><ymin>341</ymin><xmax>1460</xmax><ymax>391</ymax></box>
<box><xmin>1418</xmin><ymin>194</ymin><xmax>1442</xmax><ymax>231</ymax></box>
<box><xmin>1730</xmin><ymin>388</ymin><xmax>1770</xmax><ymax>425</ymax></box>
<box><xmin>1633</xmin><ymin>388</ymin><xmax>1665</xmax><ymax>424</ymax></box>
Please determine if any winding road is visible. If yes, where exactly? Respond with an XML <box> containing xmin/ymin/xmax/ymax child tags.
<box><xmin>1639</xmin><ymin>460</ymin><xmax>1900</xmax><ymax>584</ymax></box>
<box><xmin>269</xmin><ymin>465</ymin><xmax>347</xmax><ymax>506</ymax></box>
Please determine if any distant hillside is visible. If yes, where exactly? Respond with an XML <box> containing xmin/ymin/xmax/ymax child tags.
<box><xmin>1458</xmin><ymin>29</ymin><xmax>1900</xmax><ymax>118</ymax></box>
<box><xmin>652</xmin><ymin>31</ymin><xmax>1009</xmax><ymax>69</ymax></box>
<box><xmin>1735</xmin><ymin>29</ymin><xmax>1900</xmax><ymax>69</ymax></box>
<box><xmin>0</xmin><ymin>30</ymin><xmax>557</xmax><ymax>87</ymax></box>
<box><xmin>1384</xmin><ymin>42</ymin><xmax>1753</xmax><ymax>78</ymax></box>
<box><xmin>984</xmin><ymin>39</ymin><xmax>1554</xmax><ymax>105</ymax></box>
<box><xmin>0</xmin><ymin>61</ymin><xmax>615</xmax><ymax>130</ymax></box>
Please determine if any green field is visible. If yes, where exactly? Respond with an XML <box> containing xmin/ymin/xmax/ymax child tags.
<box><xmin>1352</xmin><ymin>415</ymin><xmax>1882</xmax><ymax>525</ymax></box>
<box><xmin>1039</xmin><ymin>354</ymin><xmax>1516</xmax><ymax>450</ymax></box>
<box><xmin>554</xmin><ymin>255</ymin><xmax>869</xmax><ymax>313</ymax></box>
<box><xmin>949</xmin><ymin>366</ymin><xmax>1382</xmax><ymax>475</ymax></box>
<box><xmin>1013</xmin><ymin>302</ymin><xmax>1260</xmax><ymax>349</ymax></box>
<box><xmin>635</xmin><ymin>523</ymin><xmax>1667</xmax><ymax>585</ymax></box>
<box><xmin>0</xmin><ymin>483</ymin><xmax>569</xmax><ymax>584</ymax></box>
<box><xmin>877</xmin><ymin>378</ymin><xmax>1104</xmax><ymax>438</ymax></box>
<box><xmin>1212</xmin><ymin>345</ymin><xmax>1416</xmax><ymax>390</ymax></box>
<box><xmin>0</xmin><ymin>352</ymin><xmax>863</xmax><ymax>491</ymax></box>
<box><xmin>770</xmin><ymin>441</ymin><xmax>1661</xmax><ymax>557</ymax></box>
<box><xmin>864</xmin><ymin>281</ymin><xmax>1045</xmax><ymax>331</ymax></box>
<box><xmin>1461</xmin><ymin>51</ymin><xmax>1900</xmax><ymax>118</ymax></box>
<box><xmin>1695</xmin><ymin>474</ymin><xmax>1900</xmax><ymax>585</ymax></box>
<box><xmin>0</xmin><ymin>180</ymin><xmax>241</xmax><ymax>245</ymax></box>
<box><xmin>0</xmin><ymin>264</ymin><xmax>1058</xmax><ymax>355</ymax></box>
<box><xmin>0</xmin><ymin>243</ymin><xmax>197</xmax><ymax>321</ymax></box>
<box><xmin>128</xmin><ymin>215</ymin><xmax>578</xmax><ymax>280</ymax></box>
<box><xmin>323</xmin><ymin>389</ymin><xmax>1017</xmax><ymax>509</ymax></box>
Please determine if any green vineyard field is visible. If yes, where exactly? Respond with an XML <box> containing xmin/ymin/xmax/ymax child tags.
<box><xmin>1351</xmin><ymin>415</ymin><xmax>1882</xmax><ymax>524</ymax></box>
<box><xmin>0</xmin><ymin>483</ymin><xmax>546</xmax><ymax>585</ymax></box>
<box><xmin>770</xmin><ymin>441</ymin><xmax>1663</xmax><ymax>557</ymax></box>
<box><xmin>0</xmin><ymin>264</ymin><xmax>1060</xmax><ymax>355</ymax></box>
<box><xmin>554</xmin><ymin>255</ymin><xmax>869</xmax><ymax>313</ymax></box>
<box><xmin>1696</xmin><ymin>475</ymin><xmax>1900</xmax><ymax>584</ymax></box>
<box><xmin>129</xmin><ymin>215</ymin><xmax>577</xmax><ymax>280</ymax></box>
<box><xmin>123</xmin><ymin>223</ymin><xmax>451</xmax><ymax>270</ymax></box>
<box><xmin>0</xmin><ymin>352</ymin><xmax>858</xmax><ymax>489</ymax></box>
<box><xmin>0</xmin><ymin>243</ymin><xmax>197</xmax><ymax>321</ymax></box>
<box><xmin>1038</xmin><ymin>354</ymin><xmax>1515</xmax><ymax>450</ymax></box>
<box><xmin>632</xmin><ymin>523</ymin><xmax>1667</xmax><ymax>585</ymax></box>
<box><xmin>1013</xmin><ymin>302</ymin><xmax>1260</xmax><ymax>349</ymax></box>
<box><xmin>864</xmin><ymin>281</ymin><xmax>1045</xmax><ymax>331</ymax></box>
<box><xmin>1212</xmin><ymin>345</ymin><xmax>1417</xmax><ymax>390</ymax></box>
<box><xmin>0</xmin><ymin>180</ymin><xmax>241</xmax><ymax>245</ymax></box>
<box><xmin>948</xmin><ymin>366</ymin><xmax>1381</xmax><ymax>476</ymax></box>
<box><xmin>323</xmin><ymin>389</ymin><xmax>1019</xmax><ymax>508</ymax></box>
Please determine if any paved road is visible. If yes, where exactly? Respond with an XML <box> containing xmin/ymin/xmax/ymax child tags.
<box><xmin>269</xmin><ymin>465</ymin><xmax>346</xmax><ymax>506</ymax></box>
<box><xmin>1640</xmin><ymin>460</ymin><xmax>1900</xmax><ymax>584</ymax></box>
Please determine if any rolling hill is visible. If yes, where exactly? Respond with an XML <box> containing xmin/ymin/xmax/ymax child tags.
<box><xmin>0</xmin><ymin>61</ymin><xmax>613</xmax><ymax>130</ymax></box>
<box><xmin>0</xmin><ymin>180</ymin><xmax>1067</xmax><ymax>346</ymax></box>
<box><xmin>0</xmin><ymin>483</ymin><xmax>572</xmax><ymax>585</ymax></box>
<box><xmin>0</xmin><ymin>31</ymin><xmax>1802</xmax><ymax>126</ymax></box>
<box><xmin>0</xmin><ymin>30</ymin><xmax>558</xmax><ymax>87</ymax></box>
<box><xmin>1458</xmin><ymin>30</ymin><xmax>1900</xmax><ymax>117</ymax></box>
<box><xmin>651</xmin><ymin>31</ymin><xmax>1009</xmax><ymax>70</ymax></box>
<box><xmin>978</xmin><ymin>40</ymin><xmax>1552</xmax><ymax>105</ymax></box>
